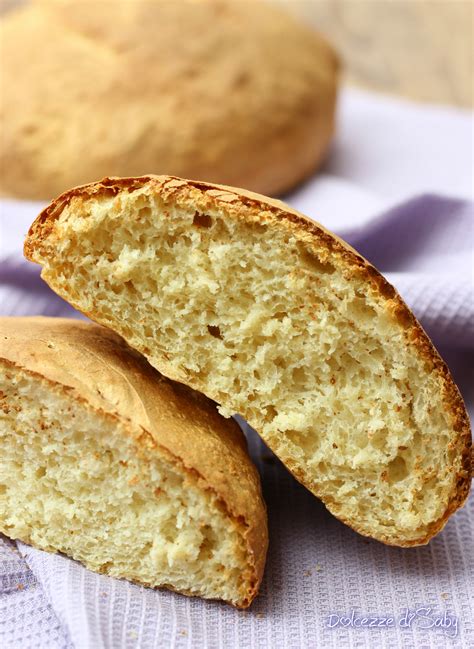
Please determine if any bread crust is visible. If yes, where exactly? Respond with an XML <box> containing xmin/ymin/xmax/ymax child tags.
<box><xmin>24</xmin><ymin>175</ymin><xmax>472</xmax><ymax>547</ymax></box>
<box><xmin>0</xmin><ymin>0</ymin><xmax>338</xmax><ymax>200</ymax></box>
<box><xmin>0</xmin><ymin>316</ymin><xmax>268</xmax><ymax>607</ymax></box>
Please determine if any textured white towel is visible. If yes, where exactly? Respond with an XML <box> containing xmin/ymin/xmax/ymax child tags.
<box><xmin>0</xmin><ymin>87</ymin><xmax>473</xmax><ymax>648</ymax></box>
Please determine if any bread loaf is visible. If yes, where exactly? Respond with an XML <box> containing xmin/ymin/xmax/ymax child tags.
<box><xmin>24</xmin><ymin>176</ymin><xmax>472</xmax><ymax>546</ymax></box>
<box><xmin>0</xmin><ymin>316</ymin><xmax>267</xmax><ymax>607</ymax></box>
<box><xmin>0</xmin><ymin>0</ymin><xmax>338</xmax><ymax>200</ymax></box>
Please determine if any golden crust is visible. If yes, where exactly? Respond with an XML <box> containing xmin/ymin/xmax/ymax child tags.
<box><xmin>0</xmin><ymin>316</ymin><xmax>268</xmax><ymax>607</ymax></box>
<box><xmin>24</xmin><ymin>175</ymin><xmax>472</xmax><ymax>547</ymax></box>
<box><xmin>0</xmin><ymin>0</ymin><xmax>338</xmax><ymax>200</ymax></box>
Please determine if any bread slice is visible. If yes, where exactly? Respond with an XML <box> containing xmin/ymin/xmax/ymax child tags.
<box><xmin>0</xmin><ymin>316</ymin><xmax>267</xmax><ymax>608</ymax></box>
<box><xmin>24</xmin><ymin>176</ymin><xmax>472</xmax><ymax>546</ymax></box>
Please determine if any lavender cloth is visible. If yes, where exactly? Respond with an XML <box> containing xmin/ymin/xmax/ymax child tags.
<box><xmin>0</xmin><ymin>193</ymin><xmax>473</xmax><ymax>649</ymax></box>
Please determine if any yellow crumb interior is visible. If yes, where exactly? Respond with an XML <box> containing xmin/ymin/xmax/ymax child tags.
<box><xmin>35</xmin><ymin>188</ymin><xmax>461</xmax><ymax>543</ymax></box>
<box><xmin>0</xmin><ymin>365</ymin><xmax>250</xmax><ymax>605</ymax></box>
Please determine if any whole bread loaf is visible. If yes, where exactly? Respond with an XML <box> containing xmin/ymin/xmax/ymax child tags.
<box><xmin>0</xmin><ymin>316</ymin><xmax>268</xmax><ymax>608</ymax></box>
<box><xmin>0</xmin><ymin>0</ymin><xmax>338</xmax><ymax>200</ymax></box>
<box><xmin>24</xmin><ymin>175</ymin><xmax>472</xmax><ymax>546</ymax></box>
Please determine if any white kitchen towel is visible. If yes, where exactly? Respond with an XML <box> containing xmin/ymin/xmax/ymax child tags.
<box><xmin>0</xmin><ymin>86</ymin><xmax>473</xmax><ymax>648</ymax></box>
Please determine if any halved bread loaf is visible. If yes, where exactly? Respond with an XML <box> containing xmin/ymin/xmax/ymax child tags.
<box><xmin>0</xmin><ymin>316</ymin><xmax>267</xmax><ymax>607</ymax></box>
<box><xmin>24</xmin><ymin>176</ymin><xmax>472</xmax><ymax>546</ymax></box>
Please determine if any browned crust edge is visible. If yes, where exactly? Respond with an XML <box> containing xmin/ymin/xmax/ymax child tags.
<box><xmin>24</xmin><ymin>174</ymin><xmax>472</xmax><ymax>547</ymax></box>
<box><xmin>0</xmin><ymin>355</ymin><xmax>266</xmax><ymax>607</ymax></box>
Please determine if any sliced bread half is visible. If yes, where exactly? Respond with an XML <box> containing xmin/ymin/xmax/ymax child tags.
<box><xmin>0</xmin><ymin>316</ymin><xmax>267</xmax><ymax>607</ymax></box>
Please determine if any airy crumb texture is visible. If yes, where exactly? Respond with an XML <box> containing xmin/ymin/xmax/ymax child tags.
<box><xmin>0</xmin><ymin>317</ymin><xmax>268</xmax><ymax>607</ymax></box>
<box><xmin>25</xmin><ymin>176</ymin><xmax>472</xmax><ymax>547</ymax></box>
